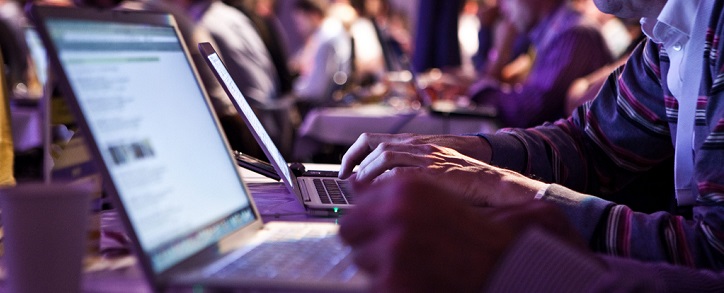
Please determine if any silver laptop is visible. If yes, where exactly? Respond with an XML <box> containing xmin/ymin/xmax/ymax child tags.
<box><xmin>198</xmin><ymin>43</ymin><xmax>354</xmax><ymax>216</ymax></box>
<box><xmin>31</xmin><ymin>5</ymin><xmax>366</xmax><ymax>291</ymax></box>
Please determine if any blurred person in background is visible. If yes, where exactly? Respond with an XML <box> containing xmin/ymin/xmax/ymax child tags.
<box><xmin>472</xmin><ymin>0</ymin><xmax>530</xmax><ymax>83</ymax></box>
<box><xmin>565</xmin><ymin>0</ymin><xmax>644</xmax><ymax>113</ymax></box>
<box><xmin>467</xmin><ymin>0</ymin><xmax>612</xmax><ymax>128</ymax></box>
<box><xmin>166</xmin><ymin>0</ymin><xmax>298</xmax><ymax>156</ymax></box>
<box><xmin>348</xmin><ymin>0</ymin><xmax>386</xmax><ymax>85</ymax></box>
<box><xmin>290</xmin><ymin>0</ymin><xmax>352</xmax><ymax>116</ymax></box>
<box><xmin>224</xmin><ymin>0</ymin><xmax>295</xmax><ymax>95</ymax></box>
<box><xmin>175</xmin><ymin>0</ymin><xmax>279</xmax><ymax>109</ymax></box>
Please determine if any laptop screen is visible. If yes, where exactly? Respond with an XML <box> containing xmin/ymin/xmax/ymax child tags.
<box><xmin>44</xmin><ymin>18</ymin><xmax>256</xmax><ymax>272</ymax></box>
<box><xmin>205</xmin><ymin>52</ymin><xmax>296</xmax><ymax>192</ymax></box>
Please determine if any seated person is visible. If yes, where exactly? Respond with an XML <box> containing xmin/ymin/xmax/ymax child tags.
<box><xmin>225</xmin><ymin>0</ymin><xmax>295</xmax><ymax>95</ymax></box>
<box><xmin>338</xmin><ymin>0</ymin><xmax>723</xmax><ymax>279</ymax></box>
<box><xmin>290</xmin><ymin>0</ymin><xmax>352</xmax><ymax>111</ymax></box>
<box><xmin>468</xmin><ymin>0</ymin><xmax>613</xmax><ymax>128</ymax></box>
<box><xmin>566</xmin><ymin>0</ymin><xmax>645</xmax><ymax>112</ymax></box>
<box><xmin>176</xmin><ymin>0</ymin><xmax>279</xmax><ymax>108</ymax></box>
<box><xmin>474</xmin><ymin>2</ymin><xmax>531</xmax><ymax>83</ymax></box>
<box><xmin>166</xmin><ymin>0</ymin><xmax>296</xmax><ymax>156</ymax></box>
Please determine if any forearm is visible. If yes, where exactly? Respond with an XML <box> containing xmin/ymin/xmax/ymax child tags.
<box><xmin>479</xmin><ymin>43</ymin><xmax>675</xmax><ymax>195</ymax></box>
<box><xmin>477</xmin><ymin>121</ymin><xmax>594</xmax><ymax>191</ymax></box>
<box><xmin>540</xmin><ymin>184</ymin><xmax>724</xmax><ymax>269</ymax></box>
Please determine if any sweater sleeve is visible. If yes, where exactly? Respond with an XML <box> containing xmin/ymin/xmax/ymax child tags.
<box><xmin>540</xmin><ymin>184</ymin><xmax>724</xmax><ymax>269</ymax></box>
<box><xmin>478</xmin><ymin>39</ymin><xmax>672</xmax><ymax>196</ymax></box>
<box><xmin>477</xmin><ymin>39</ymin><xmax>724</xmax><ymax>269</ymax></box>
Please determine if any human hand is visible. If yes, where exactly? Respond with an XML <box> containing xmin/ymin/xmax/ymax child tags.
<box><xmin>342</xmin><ymin>134</ymin><xmax>543</xmax><ymax>206</ymax></box>
<box><xmin>339</xmin><ymin>133</ymin><xmax>492</xmax><ymax>179</ymax></box>
<box><xmin>339</xmin><ymin>179</ymin><xmax>586</xmax><ymax>293</ymax></box>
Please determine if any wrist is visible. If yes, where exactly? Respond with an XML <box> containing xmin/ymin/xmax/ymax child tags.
<box><xmin>458</xmin><ymin>136</ymin><xmax>493</xmax><ymax>163</ymax></box>
<box><xmin>475</xmin><ymin>136</ymin><xmax>493</xmax><ymax>163</ymax></box>
<box><xmin>494</xmin><ymin>170</ymin><xmax>548</xmax><ymax>206</ymax></box>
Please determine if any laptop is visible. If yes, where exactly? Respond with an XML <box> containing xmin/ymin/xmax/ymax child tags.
<box><xmin>199</xmin><ymin>43</ymin><xmax>354</xmax><ymax>216</ymax></box>
<box><xmin>31</xmin><ymin>5</ymin><xmax>366</xmax><ymax>292</ymax></box>
<box><xmin>403</xmin><ymin>56</ymin><xmax>498</xmax><ymax>119</ymax></box>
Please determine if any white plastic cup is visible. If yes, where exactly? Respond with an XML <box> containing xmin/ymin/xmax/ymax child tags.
<box><xmin>0</xmin><ymin>183</ymin><xmax>91</xmax><ymax>293</ymax></box>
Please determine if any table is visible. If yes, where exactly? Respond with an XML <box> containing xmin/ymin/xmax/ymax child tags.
<box><xmin>38</xmin><ymin>165</ymin><xmax>339</xmax><ymax>292</ymax></box>
<box><xmin>294</xmin><ymin>104</ymin><xmax>498</xmax><ymax>160</ymax></box>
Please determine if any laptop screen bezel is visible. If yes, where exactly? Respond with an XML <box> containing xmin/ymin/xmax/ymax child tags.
<box><xmin>30</xmin><ymin>5</ymin><xmax>266</xmax><ymax>287</ymax></box>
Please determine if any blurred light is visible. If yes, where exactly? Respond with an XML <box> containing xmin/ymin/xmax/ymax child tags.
<box><xmin>333</xmin><ymin>72</ymin><xmax>348</xmax><ymax>85</ymax></box>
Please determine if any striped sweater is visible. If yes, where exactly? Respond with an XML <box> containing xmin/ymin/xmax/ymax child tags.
<box><xmin>480</xmin><ymin>2</ymin><xmax>724</xmax><ymax>270</ymax></box>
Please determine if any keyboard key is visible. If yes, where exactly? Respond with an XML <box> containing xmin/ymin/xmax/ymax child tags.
<box><xmin>313</xmin><ymin>179</ymin><xmax>332</xmax><ymax>204</ymax></box>
<box><xmin>312</xmin><ymin>178</ymin><xmax>353</xmax><ymax>205</ymax></box>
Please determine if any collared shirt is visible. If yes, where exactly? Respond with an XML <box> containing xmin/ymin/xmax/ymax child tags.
<box><xmin>474</xmin><ymin>4</ymin><xmax>613</xmax><ymax>128</ymax></box>
<box><xmin>643</xmin><ymin>0</ymin><xmax>707</xmax><ymax>206</ymax></box>
<box><xmin>479</xmin><ymin>0</ymin><xmax>724</xmax><ymax>270</ymax></box>
<box><xmin>641</xmin><ymin>0</ymin><xmax>699</xmax><ymax>99</ymax></box>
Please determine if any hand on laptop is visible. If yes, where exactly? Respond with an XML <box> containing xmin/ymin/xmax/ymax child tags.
<box><xmin>340</xmin><ymin>133</ymin><xmax>544</xmax><ymax>207</ymax></box>
<box><xmin>339</xmin><ymin>133</ymin><xmax>493</xmax><ymax>179</ymax></box>
<box><xmin>339</xmin><ymin>178</ymin><xmax>586</xmax><ymax>292</ymax></box>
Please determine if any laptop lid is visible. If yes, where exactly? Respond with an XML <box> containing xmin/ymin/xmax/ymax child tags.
<box><xmin>31</xmin><ymin>5</ymin><xmax>263</xmax><ymax>285</ymax></box>
<box><xmin>197</xmin><ymin>43</ymin><xmax>303</xmax><ymax>203</ymax></box>
<box><xmin>199</xmin><ymin>43</ymin><xmax>356</xmax><ymax>216</ymax></box>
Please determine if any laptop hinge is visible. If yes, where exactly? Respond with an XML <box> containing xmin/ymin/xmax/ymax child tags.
<box><xmin>298</xmin><ymin>180</ymin><xmax>312</xmax><ymax>202</ymax></box>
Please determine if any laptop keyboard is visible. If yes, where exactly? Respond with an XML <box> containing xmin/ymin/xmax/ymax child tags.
<box><xmin>210</xmin><ymin>226</ymin><xmax>358</xmax><ymax>281</ymax></box>
<box><xmin>313</xmin><ymin>179</ymin><xmax>354</xmax><ymax>204</ymax></box>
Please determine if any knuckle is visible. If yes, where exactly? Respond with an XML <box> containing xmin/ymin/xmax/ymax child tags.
<box><xmin>381</xmin><ymin>150</ymin><xmax>398</xmax><ymax>161</ymax></box>
<box><xmin>378</xmin><ymin>142</ymin><xmax>391</xmax><ymax>150</ymax></box>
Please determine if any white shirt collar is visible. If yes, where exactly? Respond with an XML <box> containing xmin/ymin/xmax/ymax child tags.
<box><xmin>641</xmin><ymin>0</ymin><xmax>699</xmax><ymax>44</ymax></box>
